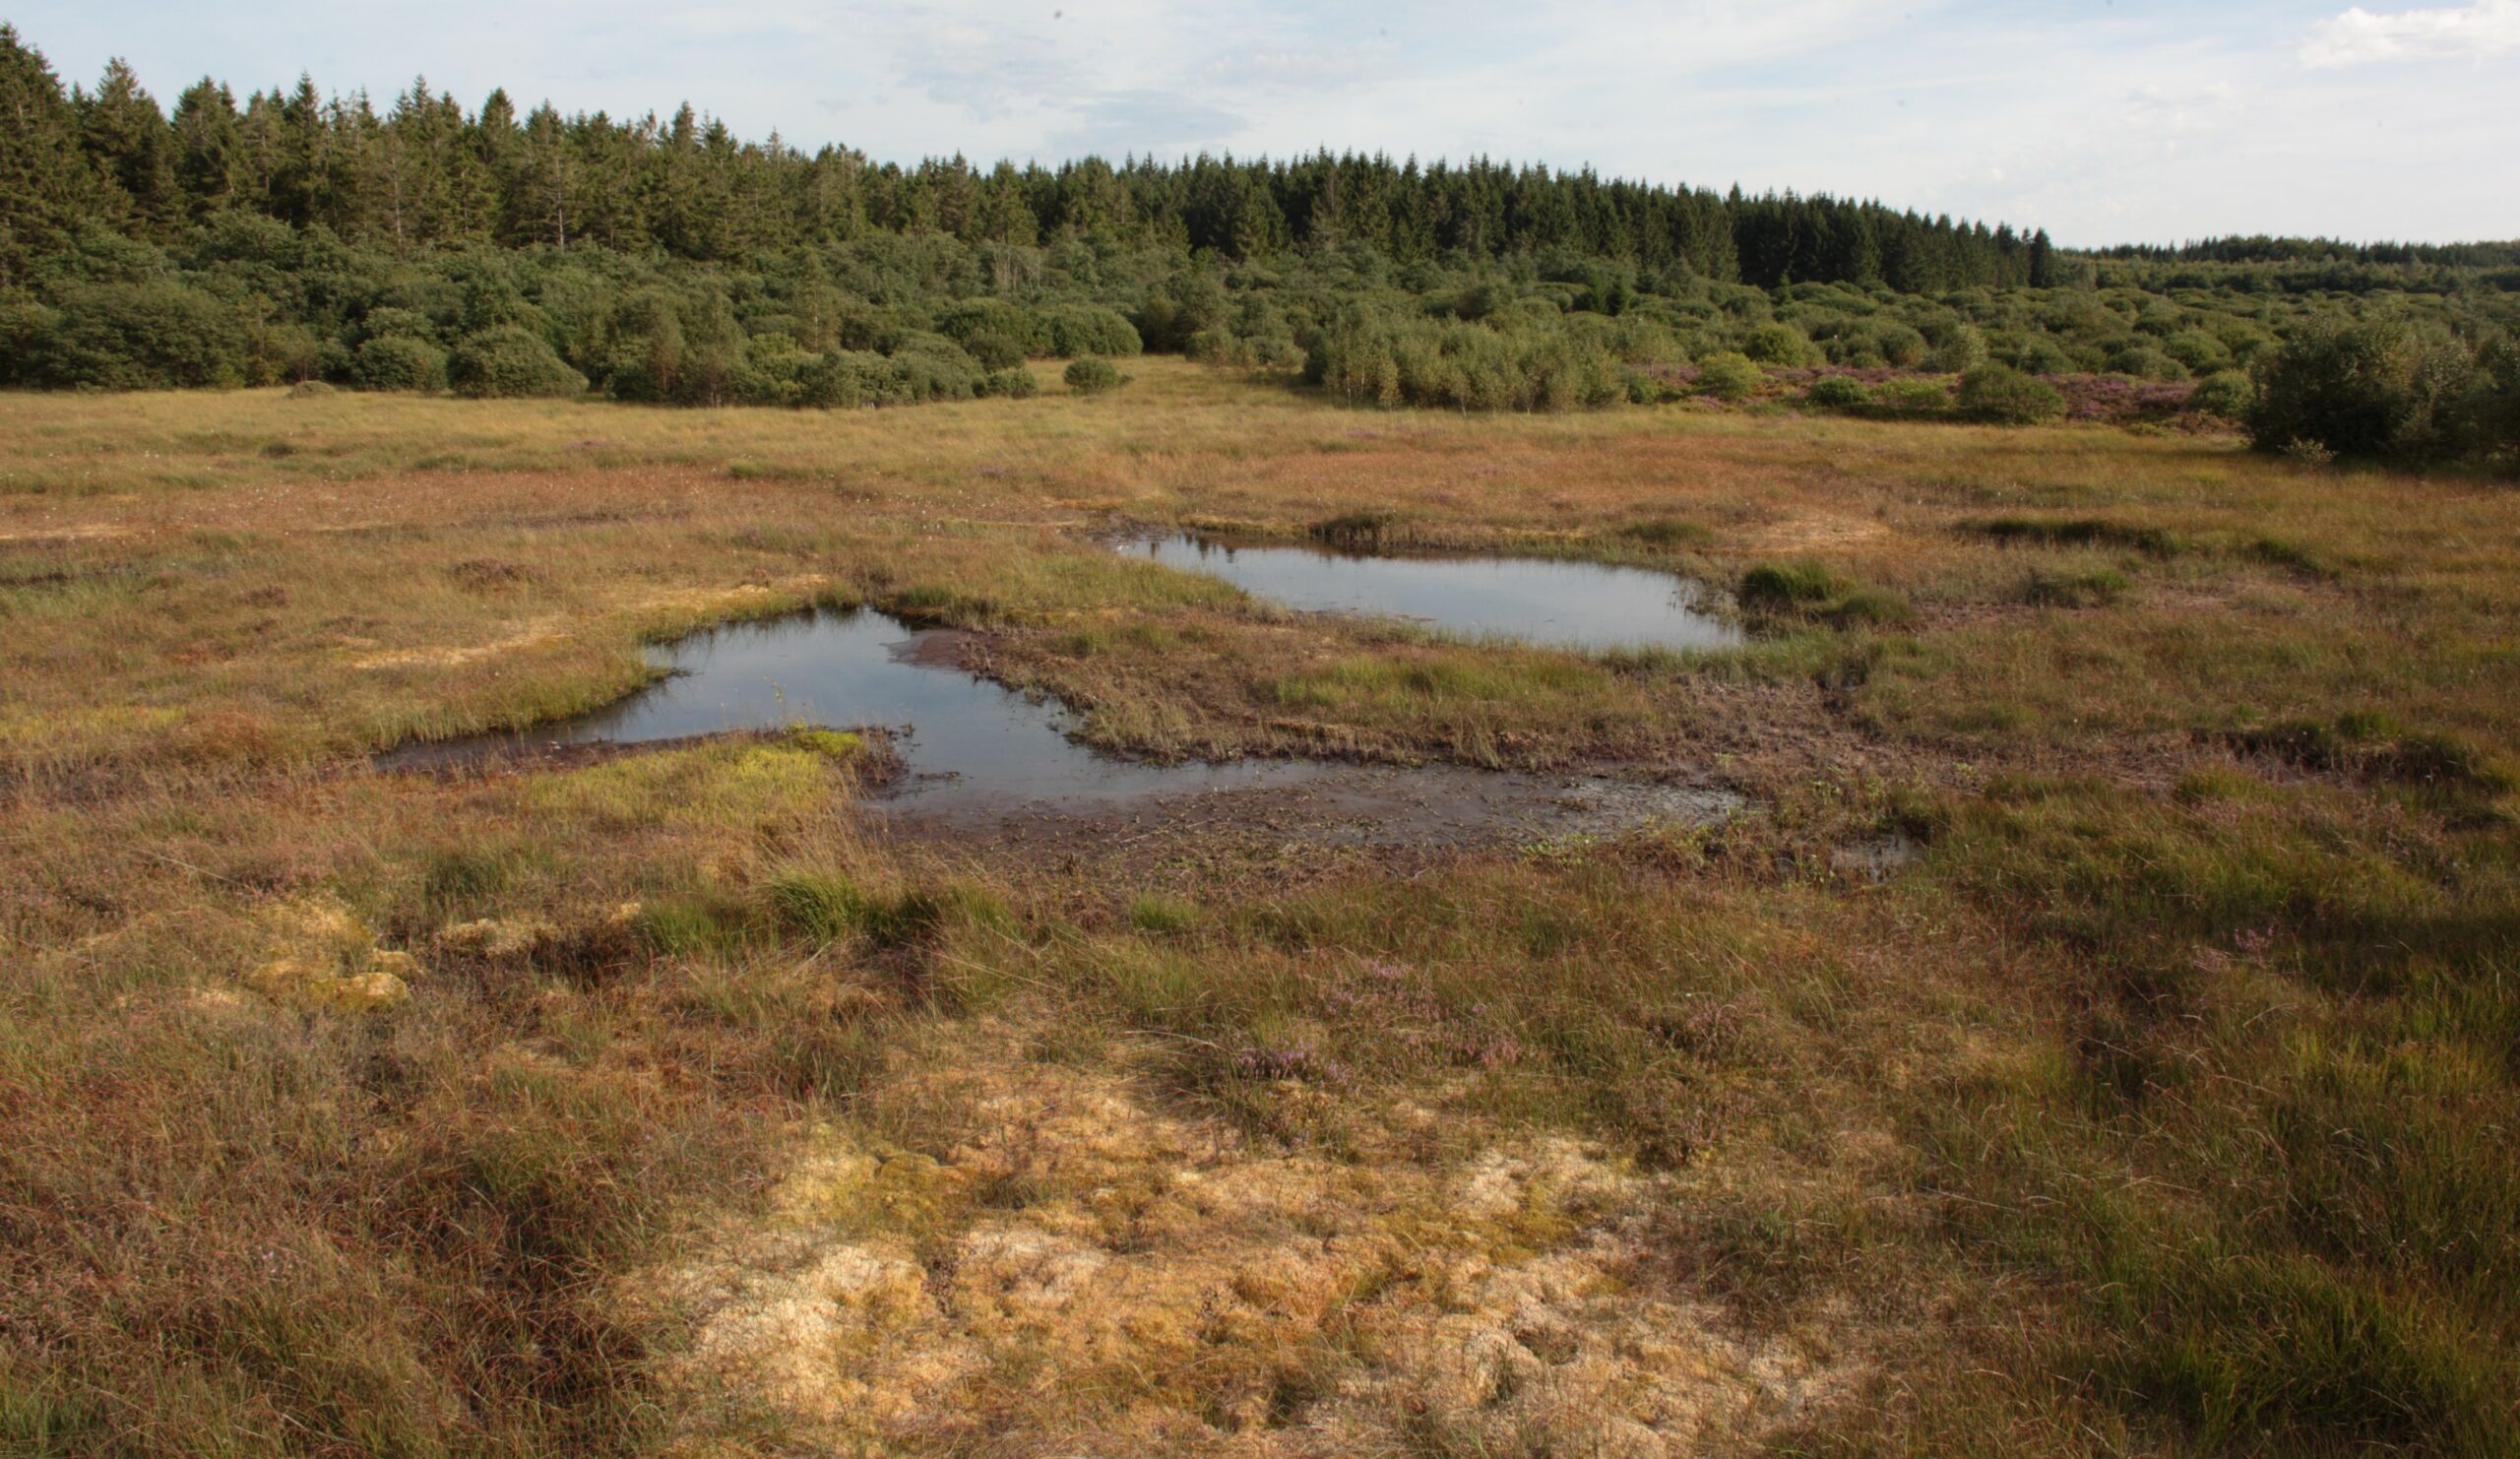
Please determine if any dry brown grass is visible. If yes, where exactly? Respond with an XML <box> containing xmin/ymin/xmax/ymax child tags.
<box><xmin>3</xmin><ymin>365</ymin><xmax>2515</xmax><ymax>1454</ymax></box>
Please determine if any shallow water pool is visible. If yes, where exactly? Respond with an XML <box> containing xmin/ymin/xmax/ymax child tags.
<box><xmin>1124</xmin><ymin>534</ymin><xmax>1741</xmax><ymax>652</ymax></box>
<box><xmin>376</xmin><ymin>606</ymin><xmax>1318</xmax><ymax>811</ymax></box>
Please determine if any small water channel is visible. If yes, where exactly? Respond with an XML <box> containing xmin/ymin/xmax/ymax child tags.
<box><xmin>1123</xmin><ymin>534</ymin><xmax>1742</xmax><ymax>652</ymax></box>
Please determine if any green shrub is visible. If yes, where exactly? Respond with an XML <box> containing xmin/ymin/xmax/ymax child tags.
<box><xmin>1871</xmin><ymin>378</ymin><xmax>1952</xmax><ymax>416</ymax></box>
<box><xmin>357</xmin><ymin>307</ymin><xmax>439</xmax><ymax>344</ymax></box>
<box><xmin>1805</xmin><ymin>375</ymin><xmax>1871</xmax><ymax>411</ymax></box>
<box><xmin>1958</xmin><ymin>363</ymin><xmax>2067</xmax><ymax>424</ymax></box>
<box><xmin>1064</xmin><ymin>356</ymin><xmax>1125</xmax><ymax>394</ymax></box>
<box><xmin>597</xmin><ymin>290</ymin><xmax>687</xmax><ymax>403</ymax></box>
<box><xmin>1453</xmin><ymin>280</ymin><xmax>1518</xmax><ymax>321</ymax></box>
<box><xmin>934</xmin><ymin>298</ymin><xmax>1040</xmax><ymax>355</ymax></box>
<box><xmin>2188</xmin><ymin>370</ymin><xmax>2254</xmax><ymax>419</ymax></box>
<box><xmin>1740</xmin><ymin>322</ymin><xmax>1818</xmax><ymax>366</ymax></box>
<box><xmin>1183</xmin><ymin>328</ymin><xmax>1251</xmax><ymax>366</ymax></box>
<box><xmin>1873</xmin><ymin>322</ymin><xmax>1931</xmax><ymax>368</ymax></box>
<box><xmin>350</xmin><ymin>335</ymin><xmax>448</xmax><ymax>392</ymax></box>
<box><xmin>1923</xmin><ymin>324</ymin><xmax>1987</xmax><ymax>373</ymax></box>
<box><xmin>447</xmin><ymin>326</ymin><xmax>585</xmax><ymax>399</ymax></box>
<box><xmin>1692</xmin><ymin>351</ymin><xmax>1762</xmax><ymax>401</ymax></box>
<box><xmin>7</xmin><ymin>281</ymin><xmax>247</xmax><ymax>389</ymax></box>
<box><xmin>2247</xmin><ymin>318</ymin><xmax>2482</xmax><ymax>462</ymax></box>
<box><xmin>887</xmin><ymin>333</ymin><xmax>982</xmax><ymax>402</ymax></box>
<box><xmin>1302</xmin><ymin>311</ymin><xmax>1623</xmax><ymax>412</ymax></box>
<box><xmin>980</xmin><ymin>366</ymin><xmax>1039</xmax><ymax>399</ymax></box>
<box><xmin>2164</xmin><ymin>328</ymin><xmax>2235</xmax><ymax>374</ymax></box>
<box><xmin>2008</xmin><ymin>337</ymin><xmax>2077</xmax><ymax>374</ymax></box>
<box><xmin>2110</xmin><ymin>344</ymin><xmax>2191</xmax><ymax>382</ymax></box>
<box><xmin>961</xmin><ymin>331</ymin><xmax>1027</xmax><ymax>370</ymax></box>
<box><xmin>1038</xmin><ymin>303</ymin><xmax>1143</xmax><ymax>357</ymax></box>
<box><xmin>797</xmin><ymin>349</ymin><xmax>894</xmax><ymax>409</ymax></box>
<box><xmin>2474</xmin><ymin>336</ymin><xmax>2520</xmax><ymax>458</ymax></box>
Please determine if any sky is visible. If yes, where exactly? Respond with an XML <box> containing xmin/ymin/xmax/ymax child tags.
<box><xmin>8</xmin><ymin>1</ymin><xmax>2516</xmax><ymax>247</ymax></box>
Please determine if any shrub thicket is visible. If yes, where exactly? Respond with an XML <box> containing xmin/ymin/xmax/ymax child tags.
<box><xmin>7</xmin><ymin>280</ymin><xmax>248</xmax><ymax>388</ymax></box>
<box><xmin>350</xmin><ymin>335</ymin><xmax>449</xmax><ymax>392</ymax></box>
<box><xmin>961</xmin><ymin>332</ymin><xmax>1027</xmax><ymax>370</ymax></box>
<box><xmin>1303</xmin><ymin>313</ymin><xmax>1623</xmax><ymax>412</ymax></box>
<box><xmin>2246</xmin><ymin>318</ymin><xmax>2499</xmax><ymax>463</ymax></box>
<box><xmin>447</xmin><ymin>326</ymin><xmax>586</xmax><ymax>399</ymax></box>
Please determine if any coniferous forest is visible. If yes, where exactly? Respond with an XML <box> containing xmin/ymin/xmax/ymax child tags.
<box><xmin>3</xmin><ymin>26</ymin><xmax>2516</xmax><ymax>465</ymax></box>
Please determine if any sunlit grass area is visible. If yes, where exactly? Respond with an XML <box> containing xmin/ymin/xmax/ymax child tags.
<box><xmin>2</xmin><ymin>365</ymin><xmax>2515</xmax><ymax>1453</ymax></box>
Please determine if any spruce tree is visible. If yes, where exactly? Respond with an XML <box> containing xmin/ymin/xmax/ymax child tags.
<box><xmin>0</xmin><ymin>26</ymin><xmax>87</xmax><ymax>284</ymax></box>
<box><xmin>78</xmin><ymin>59</ymin><xmax>177</xmax><ymax>236</ymax></box>
<box><xmin>170</xmin><ymin>78</ymin><xmax>243</xmax><ymax>222</ymax></box>
<box><xmin>2028</xmin><ymin>228</ymin><xmax>2056</xmax><ymax>288</ymax></box>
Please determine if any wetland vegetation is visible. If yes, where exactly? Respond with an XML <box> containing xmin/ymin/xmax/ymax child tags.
<box><xmin>4</xmin><ymin>362</ymin><xmax>2516</xmax><ymax>1453</ymax></box>
<box><xmin>4</xmin><ymin>21</ymin><xmax>2520</xmax><ymax>1456</ymax></box>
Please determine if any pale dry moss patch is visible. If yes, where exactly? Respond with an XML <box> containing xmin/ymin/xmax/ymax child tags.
<box><xmin>344</xmin><ymin>573</ymin><xmax>833</xmax><ymax>673</ymax></box>
<box><xmin>348</xmin><ymin>617</ymin><xmax>565</xmax><ymax>669</ymax></box>
<box><xmin>647</xmin><ymin>1020</ymin><xmax>1866</xmax><ymax>1454</ymax></box>
<box><xmin>1737</xmin><ymin>510</ymin><xmax>1893</xmax><ymax>555</ymax></box>
<box><xmin>632</xmin><ymin>573</ymin><xmax>837</xmax><ymax>624</ymax></box>
<box><xmin>240</xmin><ymin>896</ymin><xmax>418</xmax><ymax>1011</ymax></box>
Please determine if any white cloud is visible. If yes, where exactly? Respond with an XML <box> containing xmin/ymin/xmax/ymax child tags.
<box><xmin>2300</xmin><ymin>0</ymin><xmax>2520</xmax><ymax>67</ymax></box>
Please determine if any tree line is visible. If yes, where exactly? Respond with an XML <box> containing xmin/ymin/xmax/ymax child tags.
<box><xmin>1</xmin><ymin>25</ymin><xmax>2514</xmax><ymax>469</ymax></box>
<box><xmin>2093</xmin><ymin>236</ymin><xmax>2520</xmax><ymax>270</ymax></box>
<box><xmin>0</xmin><ymin>27</ymin><xmax>2055</xmax><ymax>293</ymax></box>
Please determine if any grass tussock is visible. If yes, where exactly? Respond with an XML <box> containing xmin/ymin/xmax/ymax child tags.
<box><xmin>1738</xmin><ymin>559</ymin><xmax>1916</xmax><ymax>629</ymax></box>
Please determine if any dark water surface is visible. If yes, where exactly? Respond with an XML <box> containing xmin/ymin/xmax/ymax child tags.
<box><xmin>376</xmin><ymin>606</ymin><xmax>1318</xmax><ymax>811</ymax></box>
<box><xmin>1123</xmin><ymin>534</ymin><xmax>1741</xmax><ymax>652</ymax></box>
<box><xmin>376</xmin><ymin>605</ymin><xmax>1746</xmax><ymax>839</ymax></box>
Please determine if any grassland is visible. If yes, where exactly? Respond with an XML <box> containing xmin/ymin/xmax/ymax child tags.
<box><xmin>2</xmin><ymin>359</ymin><xmax>2515</xmax><ymax>1455</ymax></box>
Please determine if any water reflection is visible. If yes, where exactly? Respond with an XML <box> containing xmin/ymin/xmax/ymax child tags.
<box><xmin>375</xmin><ymin>606</ymin><xmax>1317</xmax><ymax>811</ymax></box>
<box><xmin>1125</xmin><ymin>534</ymin><xmax>1740</xmax><ymax>651</ymax></box>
